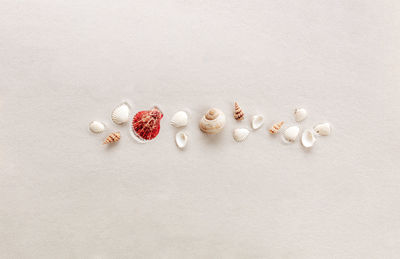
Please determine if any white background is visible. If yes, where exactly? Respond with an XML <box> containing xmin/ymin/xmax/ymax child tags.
<box><xmin>1</xmin><ymin>0</ymin><xmax>399</xmax><ymax>258</ymax></box>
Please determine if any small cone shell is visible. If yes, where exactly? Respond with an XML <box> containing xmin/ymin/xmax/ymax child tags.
<box><xmin>103</xmin><ymin>132</ymin><xmax>121</xmax><ymax>144</ymax></box>
<box><xmin>269</xmin><ymin>121</ymin><xmax>284</xmax><ymax>134</ymax></box>
<box><xmin>234</xmin><ymin>102</ymin><xmax>244</xmax><ymax>120</ymax></box>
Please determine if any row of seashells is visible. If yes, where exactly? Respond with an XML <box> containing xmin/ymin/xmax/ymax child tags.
<box><xmin>89</xmin><ymin>100</ymin><xmax>331</xmax><ymax>149</ymax></box>
<box><xmin>195</xmin><ymin>103</ymin><xmax>331</xmax><ymax>149</ymax></box>
<box><xmin>89</xmin><ymin>101</ymin><xmax>164</xmax><ymax>145</ymax></box>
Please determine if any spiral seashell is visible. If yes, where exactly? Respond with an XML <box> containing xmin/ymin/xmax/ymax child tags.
<box><xmin>199</xmin><ymin>108</ymin><xmax>226</xmax><ymax>134</ymax></box>
<box><xmin>269</xmin><ymin>121</ymin><xmax>284</xmax><ymax>134</ymax></box>
<box><xmin>233</xmin><ymin>102</ymin><xmax>244</xmax><ymax>121</ymax></box>
<box><xmin>103</xmin><ymin>132</ymin><xmax>121</xmax><ymax>144</ymax></box>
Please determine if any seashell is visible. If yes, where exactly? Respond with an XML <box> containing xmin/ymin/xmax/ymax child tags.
<box><xmin>233</xmin><ymin>128</ymin><xmax>250</xmax><ymax>142</ymax></box>
<box><xmin>89</xmin><ymin>121</ymin><xmax>105</xmax><ymax>133</ymax></box>
<box><xmin>314</xmin><ymin>123</ymin><xmax>331</xmax><ymax>136</ymax></box>
<box><xmin>269</xmin><ymin>121</ymin><xmax>284</xmax><ymax>134</ymax></box>
<box><xmin>283</xmin><ymin>126</ymin><xmax>300</xmax><ymax>143</ymax></box>
<box><xmin>175</xmin><ymin>131</ymin><xmax>188</xmax><ymax>149</ymax></box>
<box><xmin>103</xmin><ymin>132</ymin><xmax>121</xmax><ymax>144</ymax></box>
<box><xmin>251</xmin><ymin>115</ymin><xmax>264</xmax><ymax>130</ymax></box>
<box><xmin>301</xmin><ymin>129</ymin><xmax>316</xmax><ymax>148</ymax></box>
<box><xmin>170</xmin><ymin>111</ymin><xmax>188</xmax><ymax>128</ymax></box>
<box><xmin>199</xmin><ymin>108</ymin><xmax>226</xmax><ymax>134</ymax></box>
<box><xmin>111</xmin><ymin>102</ymin><xmax>131</xmax><ymax>125</ymax></box>
<box><xmin>294</xmin><ymin>108</ymin><xmax>307</xmax><ymax>122</ymax></box>
<box><xmin>233</xmin><ymin>102</ymin><xmax>244</xmax><ymax>120</ymax></box>
<box><xmin>131</xmin><ymin>106</ymin><xmax>163</xmax><ymax>143</ymax></box>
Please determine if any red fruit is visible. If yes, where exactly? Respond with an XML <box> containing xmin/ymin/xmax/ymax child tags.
<box><xmin>131</xmin><ymin>107</ymin><xmax>163</xmax><ymax>141</ymax></box>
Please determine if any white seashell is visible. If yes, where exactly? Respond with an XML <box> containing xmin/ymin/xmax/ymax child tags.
<box><xmin>294</xmin><ymin>108</ymin><xmax>307</xmax><ymax>122</ymax></box>
<box><xmin>170</xmin><ymin>111</ymin><xmax>188</xmax><ymax>128</ymax></box>
<box><xmin>314</xmin><ymin>123</ymin><xmax>331</xmax><ymax>136</ymax></box>
<box><xmin>251</xmin><ymin>115</ymin><xmax>264</xmax><ymax>130</ymax></box>
<box><xmin>301</xmin><ymin>129</ymin><xmax>316</xmax><ymax>148</ymax></box>
<box><xmin>175</xmin><ymin>131</ymin><xmax>188</xmax><ymax>149</ymax></box>
<box><xmin>88</xmin><ymin>121</ymin><xmax>105</xmax><ymax>133</ymax></box>
<box><xmin>233</xmin><ymin>128</ymin><xmax>250</xmax><ymax>142</ymax></box>
<box><xmin>283</xmin><ymin>126</ymin><xmax>300</xmax><ymax>142</ymax></box>
<box><xmin>111</xmin><ymin>102</ymin><xmax>131</xmax><ymax>125</ymax></box>
<box><xmin>199</xmin><ymin>108</ymin><xmax>226</xmax><ymax>134</ymax></box>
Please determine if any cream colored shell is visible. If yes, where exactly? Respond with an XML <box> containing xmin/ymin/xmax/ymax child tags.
<box><xmin>294</xmin><ymin>108</ymin><xmax>307</xmax><ymax>122</ymax></box>
<box><xmin>111</xmin><ymin>102</ymin><xmax>131</xmax><ymax>125</ymax></box>
<box><xmin>314</xmin><ymin>123</ymin><xmax>331</xmax><ymax>136</ymax></box>
<box><xmin>170</xmin><ymin>111</ymin><xmax>188</xmax><ymax>128</ymax></box>
<box><xmin>283</xmin><ymin>126</ymin><xmax>300</xmax><ymax>143</ymax></box>
<box><xmin>233</xmin><ymin>128</ymin><xmax>249</xmax><ymax>142</ymax></box>
<box><xmin>175</xmin><ymin>131</ymin><xmax>188</xmax><ymax>149</ymax></box>
<box><xmin>199</xmin><ymin>108</ymin><xmax>226</xmax><ymax>134</ymax></box>
<box><xmin>301</xmin><ymin>129</ymin><xmax>316</xmax><ymax>148</ymax></box>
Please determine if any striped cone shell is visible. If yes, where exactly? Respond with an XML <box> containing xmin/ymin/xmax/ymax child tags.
<box><xmin>103</xmin><ymin>132</ymin><xmax>121</xmax><ymax>144</ymax></box>
<box><xmin>234</xmin><ymin>102</ymin><xmax>244</xmax><ymax>121</ymax></box>
<box><xmin>269</xmin><ymin>121</ymin><xmax>284</xmax><ymax>134</ymax></box>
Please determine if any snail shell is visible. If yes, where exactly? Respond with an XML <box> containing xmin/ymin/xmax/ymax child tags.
<box><xmin>233</xmin><ymin>102</ymin><xmax>244</xmax><ymax>120</ymax></box>
<box><xmin>103</xmin><ymin>132</ymin><xmax>121</xmax><ymax>144</ymax></box>
<box><xmin>199</xmin><ymin>108</ymin><xmax>226</xmax><ymax>134</ymax></box>
<box><xmin>269</xmin><ymin>121</ymin><xmax>284</xmax><ymax>134</ymax></box>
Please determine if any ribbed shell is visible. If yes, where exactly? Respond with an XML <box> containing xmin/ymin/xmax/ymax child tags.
<box><xmin>233</xmin><ymin>102</ymin><xmax>244</xmax><ymax>120</ymax></box>
<box><xmin>103</xmin><ymin>132</ymin><xmax>121</xmax><ymax>144</ymax></box>
<box><xmin>269</xmin><ymin>121</ymin><xmax>284</xmax><ymax>134</ymax></box>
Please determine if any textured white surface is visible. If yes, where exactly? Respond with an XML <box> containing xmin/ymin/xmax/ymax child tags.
<box><xmin>1</xmin><ymin>0</ymin><xmax>400</xmax><ymax>258</ymax></box>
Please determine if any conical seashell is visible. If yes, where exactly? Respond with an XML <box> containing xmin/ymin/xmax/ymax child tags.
<box><xmin>294</xmin><ymin>108</ymin><xmax>307</xmax><ymax>122</ymax></box>
<box><xmin>89</xmin><ymin>121</ymin><xmax>105</xmax><ymax>133</ymax></box>
<box><xmin>301</xmin><ymin>129</ymin><xmax>316</xmax><ymax>148</ymax></box>
<box><xmin>269</xmin><ymin>121</ymin><xmax>284</xmax><ymax>134</ymax></box>
<box><xmin>233</xmin><ymin>128</ymin><xmax>249</xmax><ymax>142</ymax></box>
<box><xmin>175</xmin><ymin>131</ymin><xmax>188</xmax><ymax>149</ymax></box>
<box><xmin>283</xmin><ymin>126</ymin><xmax>300</xmax><ymax>143</ymax></box>
<box><xmin>103</xmin><ymin>132</ymin><xmax>121</xmax><ymax>144</ymax></box>
<box><xmin>314</xmin><ymin>123</ymin><xmax>331</xmax><ymax>136</ymax></box>
<box><xmin>233</xmin><ymin>102</ymin><xmax>244</xmax><ymax>121</ymax></box>
<box><xmin>170</xmin><ymin>111</ymin><xmax>188</xmax><ymax>128</ymax></box>
<box><xmin>199</xmin><ymin>108</ymin><xmax>226</xmax><ymax>134</ymax></box>
<box><xmin>111</xmin><ymin>102</ymin><xmax>131</xmax><ymax>125</ymax></box>
<box><xmin>251</xmin><ymin>115</ymin><xmax>264</xmax><ymax>130</ymax></box>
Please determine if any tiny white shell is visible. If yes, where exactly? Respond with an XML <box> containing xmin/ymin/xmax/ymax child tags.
<box><xmin>88</xmin><ymin>121</ymin><xmax>105</xmax><ymax>133</ymax></box>
<box><xmin>251</xmin><ymin>115</ymin><xmax>264</xmax><ymax>130</ymax></box>
<box><xmin>283</xmin><ymin>126</ymin><xmax>300</xmax><ymax>142</ymax></box>
<box><xmin>233</xmin><ymin>128</ymin><xmax>250</xmax><ymax>142</ymax></box>
<box><xmin>175</xmin><ymin>131</ymin><xmax>188</xmax><ymax>149</ymax></box>
<box><xmin>294</xmin><ymin>108</ymin><xmax>307</xmax><ymax>122</ymax></box>
<box><xmin>314</xmin><ymin>123</ymin><xmax>331</xmax><ymax>136</ymax></box>
<box><xmin>111</xmin><ymin>102</ymin><xmax>131</xmax><ymax>125</ymax></box>
<box><xmin>170</xmin><ymin>111</ymin><xmax>188</xmax><ymax>128</ymax></box>
<box><xmin>301</xmin><ymin>129</ymin><xmax>316</xmax><ymax>148</ymax></box>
